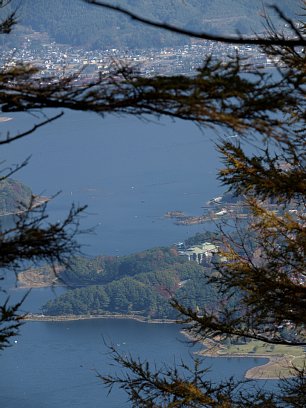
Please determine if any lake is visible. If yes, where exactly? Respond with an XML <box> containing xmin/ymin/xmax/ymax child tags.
<box><xmin>0</xmin><ymin>286</ymin><xmax>273</xmax><ymax>408</ymax></box>
<box><xmin>1</xmin><ymin>112</ymin><xmax>274</xmax><ymax>407</ymax></box>
<box><xmin>0</xmin><ymin>317</ymin><xmax>271</xmax><ymax>408</ymax></box>
<box><xmin>0</xmin><ymin>110</ymin><xmax>223</xmax><ymax>255</ymax></box>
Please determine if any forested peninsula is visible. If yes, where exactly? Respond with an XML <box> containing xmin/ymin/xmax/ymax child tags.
<box><xmin>18</xmin><ymin>188</ymin><xmax>298</xmax><ymax>321</ymax></box>
<box><xmin>19</xmin><ymin>233</ymin><xmax>305</xmax><ymax>380</ymax></box>
<box><xmin>21</xmin><ymin>232</ymin><xmax>219</xmax><ymax>320</ymax></box>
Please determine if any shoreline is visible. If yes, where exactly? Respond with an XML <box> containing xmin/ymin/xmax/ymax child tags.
<box><xmin>24</xmin><ymin>313</ymin><xmax>177</xmax><ymax>324</ymax></box>
<box><xmin>0</xmin><ymin>195</ymin><xmax>49</xmax><ymax>218</ymax></box>
<box><xmin>16</xmin><ymin>283</ymin><xmax>63</xmax><ymax>289</ymax></box>
<box><xmin>24</xmin><ymin>314</ymin><xmax>303</xmax><ymax>380</ymax></box>
<box><xmin>181</xmin><ymin>330</ymin><xmax>302</xmax><ymax>380</ymax></box>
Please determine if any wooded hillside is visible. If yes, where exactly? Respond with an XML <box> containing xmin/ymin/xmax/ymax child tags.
<box><xmin>6</xmin><ymin>0</ymin><xmax>300</xmax><ymax>49</ymax></box>
<box><xmin>42</xmin><ymin>246</ymin><xmax>218</xmax><ymax>319</ymax></box>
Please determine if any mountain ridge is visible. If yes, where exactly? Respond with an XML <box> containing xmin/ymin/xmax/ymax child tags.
<box><xmin>6</xmin><ymin>0</ymin><xmax>300</xmax><ymax>49</ymax></box>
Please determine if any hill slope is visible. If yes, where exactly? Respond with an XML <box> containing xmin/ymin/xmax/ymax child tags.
<box><xmin>41</xmin><ymin>245</ymin><xmax>218</xmax><ymax>319</ymax></box>
<box><xmin>6</xmin><ymin>0</ymin><xmax>301</xmax><ymax>49</ymax></box>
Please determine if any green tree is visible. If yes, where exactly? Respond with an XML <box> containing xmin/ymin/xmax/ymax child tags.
<box><xmin>85</xmin><ymin>2</ymin><xmax>305</xmax><ymax>406</ymax></box>
<box><xmin>0</xmin><ymin>0</ymin><xmax>305</xmax><ymax>406</ymax></box>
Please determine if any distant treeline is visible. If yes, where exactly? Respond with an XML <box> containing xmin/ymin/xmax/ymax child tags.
<box><xmin>7</xmin><ymin>0</ymin><xmax>298</xmax><ymax>50</ymax></box>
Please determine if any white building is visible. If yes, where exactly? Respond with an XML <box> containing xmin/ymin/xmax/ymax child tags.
<box><xmin>179</xmin><ymin>242</ymin><xmax>219</xmax><ymax>265</ymax></box>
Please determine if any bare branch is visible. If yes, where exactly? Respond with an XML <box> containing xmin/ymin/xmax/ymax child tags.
<box><xmin>0</xmin><ymin>1</ymin><xmax>18</xmax><ymax>35</ymax></box>
<box><xmin>0</xmin><ymin>156</ymin><xmax>31</xmax><ymax>180</ymax></box>
<box><xmin>85</xmin><ymin>1</ymin><xmax>306</xmax><ymax>47</ymax></box>
<box><xmin>0</xmin><ymin>112</ymin><xmax>64</xmax><ymax>145</ymax></box>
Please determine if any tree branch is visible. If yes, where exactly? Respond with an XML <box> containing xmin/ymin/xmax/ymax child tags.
<box><xmin>0</xmin><ymin>112</ymin><xmax>64</xmax><ymax>145</ymax></box>
<box><xmin>85</xmin><ymin>1</ymin><xmax>306</xmax><ymax>47</ymax></box>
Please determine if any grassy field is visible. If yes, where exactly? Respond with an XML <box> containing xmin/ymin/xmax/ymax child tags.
<box><xmin>217</xmin><ymin>340</ymin><xmax>305</xmax><ymax>379</ymax></box>
<box><xmin>220</xmin><ymin>340</ymin><xmax>303</xmax><ymax>357</ymax></box>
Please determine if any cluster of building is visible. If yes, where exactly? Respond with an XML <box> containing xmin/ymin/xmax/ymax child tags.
<box><xmin>176</xmin><ymin>241</ymin><xmax>225</xmax><ymax>266</ymax></box>
<box><xmin>1</xmin><ymin>28</ymin><xmax>281</xmax><ymax>81</ymax></box>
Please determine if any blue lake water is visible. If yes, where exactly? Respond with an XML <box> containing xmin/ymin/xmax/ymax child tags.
<box><xmin>0</xmin><ymin>286</ymin><xmax>273</xmax><ymax>408</ymax></box>
<box><xmin>1</xmin><ymin>111</ymin><xmax>223</xmax><ymax>255</ymax></box>
<box><xmin>0</xmin><ymin>112</ymin><xmax>276</xmax><ymax>407</ymax></box>
<box><xmin>0</xmin><ymin>318</ymin><xmax>271</xmax><ymax>408</ymax></box>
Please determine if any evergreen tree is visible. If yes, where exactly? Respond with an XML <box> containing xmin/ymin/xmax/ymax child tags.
<box><xmin>87</xmin><ymin>2</ymin><xmax>306</xmax><ymax>406</ymax></box>
<box><xmin>0</xmin><ymin>0</ymin><xmax>305</xmax><ymax>405</ymax></box>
